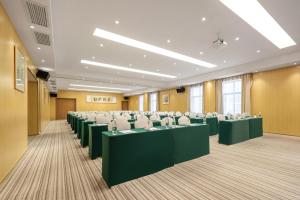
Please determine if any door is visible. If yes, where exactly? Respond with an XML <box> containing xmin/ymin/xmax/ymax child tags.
<box><xmin>56</xmin><ymin>98</ymin><xmax>76</xmax><ymax>120</ymax></box>
<box><xmin>121</xmin><ymin>101</ymin><xmax>129</xmax><ymax>110</ymax></box>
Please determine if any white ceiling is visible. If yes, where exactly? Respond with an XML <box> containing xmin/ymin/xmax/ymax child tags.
<box><xmin>2</xmin><ymin>0</ymin><xmax>300</xmax><ymax>95</ymax></box>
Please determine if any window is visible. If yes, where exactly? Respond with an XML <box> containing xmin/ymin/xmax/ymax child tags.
<box><xmin>150</xmin><ymin>93</ymin><xmax>158</xmax><ymax>112</ymax></box>
<box><xmin>222</xmin><ymin>79</ymin><xmax>242</xmax><ymax>114</ymax></box>
<box><xmin>190</xmin><ymin>85</ymin><xmax>203</xmax><ymax>113</ymax></box>
<box><xmin>139</xmin><ymin>95</ymin><xmax>144</xmax><ymax>111</ymax></box>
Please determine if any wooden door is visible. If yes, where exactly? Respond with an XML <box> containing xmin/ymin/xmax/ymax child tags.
<box><xmin>121</xmin><ymin>101</ymin><xmax>129</xmax><ymax>110</ymax></box>
<box><xmin>56</xmin><ymin>98</ymin><xmax>76</xmax><ymax>120</ymax></box>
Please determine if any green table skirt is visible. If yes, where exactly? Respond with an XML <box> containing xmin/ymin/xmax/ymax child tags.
<box><xmin>81</xmin><ymin>121</ymin><xmax>95</xmax><ymax>147</ymax></box>
<box><xmin>102</xmin><ymin>128</ymin><xmax>174</xmax><ymax>187</ymax></box>
<box><xmin>102</xmin><ymin>124</ymin><xmax>210</xmax><ymax>187</ymax></box>
<box><xmin>88</xmin><ymin>124</ymin><xmax>108</xmax><ymax>159</ymax></box>
<box><xmin>219</xmin><ymin>119</ymin><xmax>250</xmax><ymax>145</ymax></box>
<box><xmin>249</xmin><ymin>118</ymin><xmax>263</xmax><ymax>139</ymax></box>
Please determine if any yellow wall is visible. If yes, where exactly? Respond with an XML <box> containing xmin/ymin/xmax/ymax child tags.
<box><xmin>143</xmin><ymin>93</ymin><xmax>149</xmax><ymax>111</ymax></box>
<box><xmin>252</xmin><ymin>66</ymin><xmax>300</xmax><ymax>136</ymax></box>
<box><xmin>204</xmin><ymin>80</ymin><xmax>216</xmax><ymax>113</ymax></box>
<box><xmin>159</xmin><ymin>88</ymin><xmax>189</xmax><ymax>112</ymax></box>
<box><xmin>50</xmin><ymin>97</ymin><xmax>56</xmax><ymax>120</ymax></box>
<box><xmin>56</xmin><ymin>90</ymin><xmax>123</xmax><ymax>112</ymax></box>
<box><xmin>129</xmin><ymin>95</ymin><xmax>139</xmax><ymax>110</ymax></box>
<box><xmin>0</xmin><ymin>4</ymin><xmax>47</xmax><ymax>182</ymax></box>
<box><xmin>28</xmin><ymin>81</ymin><xmax>38</xmax><ymax>135</ymax></box>
<box><xmin>38</xmin><ymin>80</ymin><xmax>51</xmax><ymax>132</ymax></box>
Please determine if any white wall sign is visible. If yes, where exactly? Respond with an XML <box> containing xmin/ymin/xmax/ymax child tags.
<box><xmin>86</xmin><ymin>95</ymin><xmax>117</xmax><ymax>104</ymax></box>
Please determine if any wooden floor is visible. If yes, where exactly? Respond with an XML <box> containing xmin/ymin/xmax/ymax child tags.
<box><xmin>1</xmin><ymin>121</ymin><xmax>300</xmax><ymax>200</ymax></box>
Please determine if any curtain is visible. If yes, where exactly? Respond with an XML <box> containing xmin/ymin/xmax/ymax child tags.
<box><xmin>189</xmin><ymin>84</ymin><xmax>203</xmax><ymax>113</ymax></box>
<box><xmin>216</xmin><ymin>79</ymin><xmax>223</xmax><ymax>113</ymax></box>
<box><xmin>242</xmin><ymin>74</ymin><xmax>252</xmax><ymax>114</ymax></box>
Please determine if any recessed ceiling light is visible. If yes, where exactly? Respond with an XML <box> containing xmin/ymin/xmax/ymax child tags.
<box><xmin>142</xmin><ymin>75</ymin><xmax>145</xmax><ymax>78</ymax></box>
<box><xmin>129</xmin><ymin>64</ymin><xmax>132</xmax><ymax>67</ymax></box>
<box><xmin>202</xmin><ymin>17</ymin><xmax>206</xmax><ymax>22</ymax></box>
<box><xmin>294</xmin><ymin>62</ymin><xmax>297</xmax><ymax>65</ymax></box>
<box><xmin>115</xmin><ymin>20</ymin><xmax>120</xmax><ymax>24</ymax></box>
<box><xmin>85</xmin><ymin>66</ymin><xmax>89</xmax><ymax>69</ymax></box>
<box><xmin>93</xmin><ymin>28</ymin><xmax>216</xmax><ymax>68</ymax></box>
<box><xmin>235</xmin><ymin>37</ymin><xmax>240</xmax><ymax>41</ymax></box>
<box><xmin>196</xmin><ymin>68</ymin><xmax>199</xmax><ymax>71</ymax></box>
<box><xmin>255</xmin><ymin>70</ymin><xmax>258</xmax><ymax>72</ymax></box>
<box><xmin>173</xmin><ymin>62</ymin><xmax>177</xmax><ymax>65</ymax></box>
<box><xmin>220</xmin><ymin>0</ymin><xmax>296</xmax><ymax>49</ymax></box>
<box><xmin>156</xmin><ymin>69</ymin><xmax>160</xmax><ymax>72</ymax></box>
<box><xmin>256</xmin><ymin>50</ymin><xmax>261</xmax><ymax>53</ymax></box>
<box><xmin>200</xmin><ymin>51</ymin><xmax>204</xmax><ymax>55</ymax></box>
<box><xmin>92</xmin><ymin>56</ymin><xmax>96</xmax><ymax>59</ymax></box>
<box><xmin>224</xmin><ymin>60</ymin><xmax>227</xmax><ymax>63</ymax></box>
<box><xmin>30</xmin><ymin>25</ymin><xmax>35</xmax><ymax>29</ymax></box>
<box><xmin>37</xmin><ymin>47</ymin><xmax>41</xmax><ymax>50</ymax></box>
<box><xmin>69</xmin><ymin>84</ymin><xmax>131</xmax><ymax>91</ymax></box>
<box><xmin>143</xmin><ymin>54</ymin><xmax>147</xmax><ymax>58</ymax></box>
<box><xmin>81</xmin><ymin>59</ymin><xmax>176</xmax><ymax>78</ymax></box>
<box><xmin>41</xmin><ymin>59</ymin><xmax>45</xmax><ymax>63</ymax></box>
<box><xmin>68</xmin><ymin>88</ymin><xmax>122</xmax><ymax>93</ymax></box>
<box><xmin>100</xmin><ymin>43</ymin><xmax>104</xmax><ymax>47</ymax></box>
<box><xmin>167</xmin><ymin>39</ymin><xmax>171</xmax><ymax>43</ymax></box>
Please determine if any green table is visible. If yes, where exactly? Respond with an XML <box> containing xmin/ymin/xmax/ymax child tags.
<box><xmin>76</xmin><ymin>118</ymin><xmax>84</xmax><ymax>135</ymax></box>
<box><xmin>102</xmin><ymin>124</ymin><xmax>210</xmax><ymax>187</ymax></box>
<box><xmin>102</xmin><ymin>127</ymin><xmax>174</xmax><ymax>187</ymax></box>
<box><xmin>190</xmin><ymin>117</ymin><xmax>203</xmax><ymax>124</ymax></box>
<box><xmin>172</xmin><ymin>124</ymin><xmax>209</xmax><ymax>163</ymax></box>
<box><xmin>206</xmin><ymin>117</ymin><xmax>219</xmax><ymax>135</ymax></box>
<box><xmin>249</xmin><ymin>118</ymin><xmax>263</xmax><ymax>139</ymax></box>
<box><xmin>219</xmin><ymin>119</ymin><xmax>250</xmax><ymax>145</ymax></box>
<box><xmin>88</xmin><ymin>124</ymin><xmax>108</xmax><ymax>159</ymax></box>
<box><xmin>81</xmin><ymin>120</ymin><xmax>95</xmax><ymax>147</ymax></box>
<box><xmin>159</xmin><ymin>114</ymin><xmax>168</xmax><ymax>120</ymax></box>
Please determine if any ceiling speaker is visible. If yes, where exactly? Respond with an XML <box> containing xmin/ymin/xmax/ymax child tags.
<box><xmin>36</xmin><ymin>69</ymin><xmax>50</xmax><ymax>81</ymax></box>
<box><xmin>176</xmin><ymin>86</ymin><xmax>185</xmax><ymax>93</ymax></box>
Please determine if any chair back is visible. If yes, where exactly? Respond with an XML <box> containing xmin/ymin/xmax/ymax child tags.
<box><xmin>178</xmin><ymin>116</ymin><xmax>191</xmax><ymax>125</ymax></box>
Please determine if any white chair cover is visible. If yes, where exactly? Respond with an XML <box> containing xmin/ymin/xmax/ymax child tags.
<box><xmin>161</xmin><ymin>117</ymin><xmax>173</xmax><ymax>126</ymax></box>
<box><xmin>175</xmin><ymin>112</ymin><xmax>182</xmax><ymax>117</ymax></box>
<box><xmin>135</xmin><ymin>118</ymin><xmax>149</xmax><ymax>129</ymax></box>
<box><xmin>178</xmin><ymin>116</ymin><xmax>191</xmax><ymax>125</ymax></box>
<box><xmin>116</xmin><ymin>118</ymin><xmax>131</xmax><ymax>131</ymax></box>
<box><xmin>217</xmin><ymin>114</ymin><xmax>225</xmax><ymax>121</ymax></box>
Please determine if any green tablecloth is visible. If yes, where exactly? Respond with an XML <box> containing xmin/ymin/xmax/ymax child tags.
<box><xmin>76</xmin><ymin>118</ymin><xmax>84</xmax><ymax>135</ymax></box>
<box><xmin>206</xmin><ymin>117</ymin><xmax>219</xmax><ymax>135</ymax></box>
<box><xmin>172</xmin><ymin>124</ymin><xmax>209</xmax><ymax>163</ymax></box>
<box><xmin>190</xmin><ymin>117</ymin><xmax>203</xmax><ymax>124</ymax></box>
<box><xmin>88</xmin><ymin>124</ymin><xmax>108</xmax><ymax>159</ymax></box>
<box><xmin>102</xmin><ymin>127</ymin><xmax>174</xmax><ymax>187</ymax></box>
<box><xmin>249</xmin><ymin>118</ymin><xmax>263</xmax><ymax>139</ymax></box>
<box><xmin>219</xmin><ymin>119</ymin><xmax>250</xmax><ymax>145</ymax></box>
<box><xmin>159</xmin><ymin>114</ymin><xmax>168</xmax><ymax>120</ymax></box>
<box><xmin>81</xmin><ymin>120</ymin><xmax>95</xmax><ymax>147</ymax></box>
<box><xmin>102</xmin><ymin>124</ymin><xmax>210</xmax><ymax>187</ymax></box>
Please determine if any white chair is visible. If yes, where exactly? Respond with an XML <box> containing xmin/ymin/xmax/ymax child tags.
<box><xmin>178</xmin><ymin>116</ymin><xmax>191</xmax><ymax>125</ymax></box>
<box><xmin>175</xmin><ymin>112</ymin><xmax>182</xmax><ymax>117</ymax></box>
<box><xmin>150</xmin><ymin>114</ymin><xmax>160</xmax><ymax>121</ymax></box>
<box><xmin>115</xmin><ymin>118</ymin><xmax>131</xmax><ymax>131</ymax></box>
<box><xmin>87</xmin><ymin>114</ymin><xmax>96</xmax><ymax>121</ymax></box>
<box><xmin>135</xmin><ymin>118</ymin><xmax>149</xmax><ymax>129</ymax></box>
<box><xmin>96</xmin><ymin>115</ymin><xmax>111</xmax><ymax>124</ymax></box>
<box><xmin>161</xmin><ymin>117</ymin><xmax>173</xmax><ymax>126</ymax></box>
<box><xmin>217</xmin><ymin>114</ymin><xmax>225</xmax><ymax>121</ymax></box>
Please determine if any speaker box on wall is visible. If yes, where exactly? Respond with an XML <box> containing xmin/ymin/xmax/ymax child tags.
<box><xmin>176</xmin><ymin>86</ymin><xmax>185</xmax><ymax>93</ymax></box>
<box><xmin>124</xmin><ymin>96</ymin><xmax>129</xmax><ymax>100</ymax></box>
<box><xmin>36</xmin><ymin>69</ymin><xmax>50</xmax><ymax>81</ymax></box>
<box><xmin>50</xmin><ymin>93</ymin><xmax>57</xmax><ymax>97</ymax></box>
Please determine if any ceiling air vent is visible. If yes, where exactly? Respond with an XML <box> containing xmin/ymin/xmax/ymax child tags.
<box><xmin>26</xmin><ymin>1</ymin><xmax>48</xmax><ymax>27</ymax></box>
<box><xmin>34</xmin><ymin>31</ymin><xmax>51</xmax><ymax>46</ymax></box>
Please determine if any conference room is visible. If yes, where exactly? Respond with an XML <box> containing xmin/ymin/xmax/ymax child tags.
<box><xmin>0</xmin><ymin>0</ymin><xmax>300</xmax><ymax>199</ymax></box>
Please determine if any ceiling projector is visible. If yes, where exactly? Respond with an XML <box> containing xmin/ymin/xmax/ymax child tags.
<box><xmin>212</xmin><ymin>36</ymin><xmax>228</xmax><ymax>49</ymax></box>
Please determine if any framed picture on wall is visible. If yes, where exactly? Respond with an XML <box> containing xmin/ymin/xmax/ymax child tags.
<box><xmin>162</xmin><ymin>94</ymin><xmax>169</xmax><ymax>105</ymax></box>
<box><xmin>14</xmin><ymin>46</ymin><xmax>25</xmax><ymax>92</ymax></box>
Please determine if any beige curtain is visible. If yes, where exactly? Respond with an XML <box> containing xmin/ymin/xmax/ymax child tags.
<box><xmin>242</xmin><ymin>74</ymin><xmax>252</xmax><ymax>114</ymax></box>
<box><xmin>216</xmin><ymin>79</ymin><xmax>223</xmax><ymax>113</ymax></box>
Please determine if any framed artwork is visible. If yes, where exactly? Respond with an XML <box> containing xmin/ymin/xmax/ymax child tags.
<box><xmin>162</xmin><ymin>94</ymin><xmax>169</xmax><ymax>104</ymax></box>
<box><xmin>14</xmin><ymin>46</ymin><xmax>25</xmax><ymax>92</ymax></box>
<box><xmin>86</xmin><ymin>95</ymin><xmax>117</xmax><ymax>104</ymax></box>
